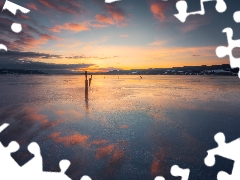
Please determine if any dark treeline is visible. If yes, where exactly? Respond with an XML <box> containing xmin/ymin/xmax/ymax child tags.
<box><xmin>0</xmin><ymin>64</ymin><xmax>238</xmax><ymax>76</ymax></box>
<box><xmin>0</xmin><ymin>68</ymin><xmax>46</xmax><ymax>75</ymax></box>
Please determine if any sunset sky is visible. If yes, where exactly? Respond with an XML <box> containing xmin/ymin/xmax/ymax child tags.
<box><xmin>0</xmin><ymin>0</ymin><xmax>240</xmax><ymax>72</ymax></box>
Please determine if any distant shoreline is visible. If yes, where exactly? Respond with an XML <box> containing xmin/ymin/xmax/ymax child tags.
<box><xmin>0</xmin><ymin>73</ymin><xmax>238</xmax><ymax>77</ymax></box>
<box><xmin>0</xmin><ymin>64</ymin><xmax>238</xmax><ymax>76</ymax></box>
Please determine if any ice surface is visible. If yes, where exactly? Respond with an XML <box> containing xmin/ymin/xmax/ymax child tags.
<box><xmin>0</xmin><ymin>75</ymin><xmax>239</xmax><ymax>179</ymax></box>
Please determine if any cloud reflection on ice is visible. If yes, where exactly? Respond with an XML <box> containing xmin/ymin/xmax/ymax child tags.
<box><xmin>0</xmin><ymin>75</ymin><xmax>239</xmax><ymax>179</ymax></box>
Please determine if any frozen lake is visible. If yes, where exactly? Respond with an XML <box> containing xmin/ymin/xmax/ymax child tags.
<box><xmin>0</xmin><ymin>75</ymin><xmax>240</xmax><ymax>179</ymax></box>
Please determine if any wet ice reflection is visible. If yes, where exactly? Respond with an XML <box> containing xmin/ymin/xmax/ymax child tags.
<box><xmin>0</xmin><ymin>75</ymin><xmax>239</xmax><ymax>179</ymax></box>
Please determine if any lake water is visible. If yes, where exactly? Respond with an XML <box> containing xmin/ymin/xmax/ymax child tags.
<box><xmin>0</xmin><ymin>75</ymin><xmax>240</xmax><ymax>180</ymax></box>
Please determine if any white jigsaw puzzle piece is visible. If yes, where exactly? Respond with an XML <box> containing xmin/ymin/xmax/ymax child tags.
<box><xmin>154</xmin><ymin>165</ymin><xmax>190</xmax><ymax>180</ymax></box>
<box><xmin>80</xmin><ymin>176</ymin><xmax>92</xmax><ymax>180</ymax></box>
<box><xmin>0</xmin><ymin>44</ymin><xmax>7</xmax><ymax>51</ymax></box>
<box><xmin>3</xmin><ymin>0</ymin><xmax>30</xmax><ymax>15</ymax></box>
<box><xmin>171</xmin><ymin>165</ymin><xmax>190</xmax><ymax>180</ymax></box>
<box><xmin>174</xmin><ymin>0</ymin><xmax>227</xmax><ymax>23</ymax></box>
<box><xmin>0</xmin><ymin>123</ymin><xmax>94</xmax><ymax>180</ymax></box>
<box><xmin>0</xmin><ymin>124</ymin><xmax>22</xmax><ymax>178</ymax></box>
<box><xmin>0</xmin><ymin>123</ymin><xmax>9</xmax><ymax>132</ymax></box>
<box><xmin>1</xmin><ymin>0</ymin><xmax>30</xmax><ymax>49</ymax></box>
<box><xmin>233</xmin><ymin>11</ymin><xmax>240</xmax><ymax>23</ymax></box>
<box><xmin>21</xmin><ymin>142</ymin><xmax>43</xmax><ymax>173</ymax></box>
<box><xmin>204</xmin><ymin>132</ymin><xmax>240</xmax><ymax>180</ymax></box>
<box><xmin>41</xmin><ymin>161</ymin><xmax>90</xmax><ymax>180</ymax></box>
<box><xmin>105</xmin><ymin>0</ymin><xmax>121</xmax><ymax>3</ymax></box>
<box><xmin>215</xmin><ymin>27</ymin><xmax>240</xmax><ymax>78</ymax></box>
<box><xmin>0</xmin><ymin>123</ymin><xmax>19</xmax><ymax>173</ymax></box>
<box><xmin>11</xmin><ymin>23</ymin><xmax>22</xmax><ymax>33</ymax></box>
<box><xmin>0</xmin><ymin>141</ymin><xmax>21</xmax><ymax>178</ymax></box>
<box><xmin>154</xmin><ymin>177</ymin><xmax>165</xmax><ymax>180</ymax></box>
<box><xmin>40</xmin><ymin>160</ymin><xmax>71</xmax><ymax>180</ymax></box>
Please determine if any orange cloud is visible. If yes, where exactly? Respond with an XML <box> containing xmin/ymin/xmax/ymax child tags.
<box><xmin>120</xmin><ymin>34</ymin><xmax>129</xmax><ymax>38</ymax></box>
<box><xmin>95</xmin><ymin>144</ymin><xmax>115</xmax><ymax>159</ymax></box>
<box><xmin>20</xmin><ymin>108</ymin><xmax>62</xmax><ymax>128</ymax></box>
<box><xmin>0</xmin><ymin>107</ymin><xmax>63</xmax><ymax>146</ymax></box>
<box><xmin>151</xmin><ymin>149</ymin><xmax>166</xmax><ymax>174</ymax></box>
<box><xmin>150</xmin><ymin>3</ymin><xmax>166</xmax><ymax>22</ymax></box>
<box><xmin>119</xmin><ymin>125</ymin><xmax>128</xmax><ymax>129</ymax></box>
<box><xmin>109</xmin><ymin>147</ymin><xmax>124</xmax><ymax>163</ymax></box>
<box><xmin>50</xmin><ymin>23</ymin><xmax>89</xmax><ymax>33</ymax></box>
<box><xmin>111</xmin><ymin>12</ymin><xmax>125</xmax><ymax>24</ymax></box>
<box><xmin>38</xmin><ymin>0</ymin><xmax>80</xmax><ymax>15</ymax></box>
<box><xmin>89</xmin><ymin>139</ymin><xmax>108</xmax><ymax>146</ymax></box>
<box><xmin>50</xmin><ymin>132</ymin><xmax>90</xmax><ymax>146</ymax></box>
<box><xmin>105</xmin><ymin>147</ymin><xmax>125</xmax><ymax>175</ymax></box>
<box><xmin>89</xmin><ymin>23</ymin><xmax>108</xmax><ymax>28</ymax></box>
<box><xmin>95</xmin><ymin>14</ymin><xmax>115</xmax><ymax>25</ymax></box>
<box><xmin>19</xmin><ymin>14</ymin><xmax>29</xmax><ymax>19</ymax></box>
<box><xmin>151</xmin><ymin>159</ymin><xmax>160</xmax><ymax>174</ymax></box>
<box><xmin>147</xmin><ymin>40</ymin><xmax>168</xmax><ymax>46</ymax></box>
<box><xmin>24</xmin><ymin>108</ymin><xmax>47</xmax><ymax>123</ymax></box>
<box><xmin>27</xmin><ymin>3</ymin><xmax>38</xmax><ymax>10</ymax></box>
<box><xmin>39</xmin><ymin>0</ymin><xmax>55</xmax><ymax>8</ymax></box>
<box><xmin>106</xmin><ymin>4</ymin><xmax>127</xmax><ymax>26</ymax></box>
<box><xmin>0</xmin><ymin>15</ymin><xmax>61</xmax><ymax>51</ymax></box>
<box><xmin>22</xmin><ymin>33</ymin><xmax>60</xmax><ymax>49</ymax></box>
<box><xmin>56</xmin><ymin>110</ymin><xmax>65</xmax><ymax>115</ymax></box>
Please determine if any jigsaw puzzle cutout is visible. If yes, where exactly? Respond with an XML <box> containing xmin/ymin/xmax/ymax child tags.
<box><xmin>1</xmin><ymin>0</ymin><xmax>240</xmax><ymax>178</ymax></box>
<box><xmin>2</xmin><ymin>0</ymin><xmax>30</xmax><ymax>33</ymax></box>
<box><xmin>0</xmin><ymin>123</ymin><xmax>92</xmax><ymax>180</ymax></box>
<box><xmin>174</xmin><ymin>0</ymin><xmax>227</xmax><ymax>22</ymax></box>
<box><xmin>174</xmin><ymin>0</ymin><xmax>240</xmax><ymax>78</ymax></box>
<box><xmin>215</xmin><ymin>26</ymin><xmax>240</xmax><ymax>78</ymax></box>
<box><xmin>204</xmin><ymin>132</ymin><xmax>240</xmax><ymax>180</ymax></box>
<box><xmin>0</xmin><ymin>0</ymin><xmax>30</xmax><ymax>51</ymax></box>
<box><xmin>105</xmin><ymin>0</ymin><xmax>120</xmax><ymax>3</ymax></box>
<box><xmin>154</xmin><ymin>165</ymin><xmax>190</xmax><ymax>180</ymax></box>
<box><xmin>3</xmin><ymin>0</ymin><xmax>30</xmax><ymax>15</ymax></box>
<box><xmin>233</xmin><ymin>11</ymin><xmax>240</xmax><ymax>23</ymax></box>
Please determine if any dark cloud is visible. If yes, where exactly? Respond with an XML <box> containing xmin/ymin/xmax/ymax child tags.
<box><xmin>0</xmin><ymin>50</ymin><xmax>62</xmax><ymax>59</ymax></box>
<box><xmin>65</xmin><ymin>55</ymin><xmax>88</xmax><ymax>59</ymax></box>
<box><xmin>192</xmin><ymin>55</ymin><xmax>203</xmax><ymax>57</ymax></box>
<box><xmin>0</xmin><ymin>50</ymin><xmax>94</xmax><ymax>73</ymax></box>
<box><xmin>65</xmin><ymin>55</ymin><xmax>119</xmax><ymax>60</ymax></box>
<box><xmin>0</xmin><ymin>2</ymin><xmax>60</xmax><ymax>51</ymax></box>
<box><xmin>99</xmin><ymin>56</ymin><xmax>119</xmax><ymax>59</ymax></box>
<box><xmin>37</xmin><ymin>0</ymin><xmax>82</xmax><ymax>15</ymax></box>
<box><xmin>93</xmin><ymin>66</ymin><xmax>123</xmax><ymax>71</ymax></box>
<box><xmin>0</xmin><ymin>18</ymin><xmax>57</xmax><ymax>50</ymax></box>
